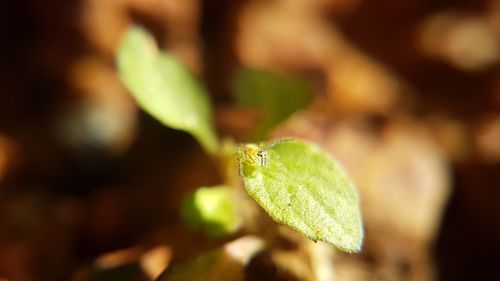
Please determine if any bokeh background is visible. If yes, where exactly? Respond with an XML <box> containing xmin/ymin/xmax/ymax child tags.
<box><xmin>0</xmin><ymin>0</ymin><xmax>499</xmax><ymax>280</ymax></box>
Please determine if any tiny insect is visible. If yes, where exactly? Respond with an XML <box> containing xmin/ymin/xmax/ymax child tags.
<box><xmin>256</xmin><ymin>150</ymin><xmax>269</xmax><ymax>167</ymax></box>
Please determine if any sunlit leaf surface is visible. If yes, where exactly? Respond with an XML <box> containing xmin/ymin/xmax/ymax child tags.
<box><xmin>237</xmin><ymin>139</ymin><xmax>363</xmax><ymax>252</ymax></box>
<box><xmin>117</xmin><ymin>26</ymin><xmax>218</xmax><ymax>153</ymax></box>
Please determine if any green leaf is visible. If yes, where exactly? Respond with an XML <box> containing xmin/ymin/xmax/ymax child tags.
<box><xmin>182</xmin><ymin>186</ymin><xmax>241</xmax><ymax>237</ymax></box>
<box><xmin>117</xmin><ymin>26</ymin><xmax>218</xmax><ymax>153</ymax></box>
<box><xmin>232</xmin><ymin>68</ymin><xmax>311</xmax><ymax>140</ymax></box>
<box><xmin>237</xmin><ymin>139</ymin><xmax>363</xmax><ymax>252</ymax></box>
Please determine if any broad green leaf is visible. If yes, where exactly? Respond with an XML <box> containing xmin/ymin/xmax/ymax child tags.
<box><xmin>232</xmin><ymin>68</ymin><xmax>311</xmax><ymax>140</ymax></box>
<box><xmin>237</xmin><ymin>139</ymin><xmax>363</xmax><ymax>252</ymax></box>
<box><xmin>117</xmin><ymin>26</ymin><xmax>218</xmax><ymax>153</ymax></box>
<box><xmin>181</xmin><ymin>186</ymin><xmax>241</xmax><ymax>237</ymax></box>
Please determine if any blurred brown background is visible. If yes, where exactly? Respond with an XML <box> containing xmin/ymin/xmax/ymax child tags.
<box><xmin>0</xmin><ymin>0</ymin><xmax>499</xmax><ymax>280</ymax></box>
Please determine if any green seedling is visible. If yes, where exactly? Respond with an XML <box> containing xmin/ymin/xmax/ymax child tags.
<box><xmin>116</xmin><ymin>25</ymin><xmax>363</xmax><ymax>252</ymax></box>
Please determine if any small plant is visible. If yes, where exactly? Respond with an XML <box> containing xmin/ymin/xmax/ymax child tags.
<box><xmin>117</xmin><ymin>25</ymin><xmax>363</xmax><ymax>263</ymax></box>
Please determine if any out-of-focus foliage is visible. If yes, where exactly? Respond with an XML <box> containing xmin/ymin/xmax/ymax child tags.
<box><xmin>117</xmin><ymin>26</ymin><xmax>218</xmax><ymax>154</ymax></box>
<box><xmin>233</xmin><ymin>68</ymin><xmax>311</xmax><ymax>139</ymax></box>
<box><xmin>159</xmin><ymin>236</ymin><xmax>264</xmax><ymax>281</ymax></box>
<box><xmin>181</xmin><ymin>186</ymin><xmax>241</xmax><ymax>237</ymax></box>
<box><xmin>238</xmin><ymin>139</ymin><xmax>363</xmax><ymax>252</ymax></box>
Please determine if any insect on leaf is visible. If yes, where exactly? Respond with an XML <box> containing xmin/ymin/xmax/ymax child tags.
<box><xmin>237</xmin><ymin>139</ymin><xmax>363</xmax><ymax>252</ymax></box>
<box><xmin>117</xmin><ymin>26</ymin><xmax>218</xmax><ymax>154</ymax></box>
